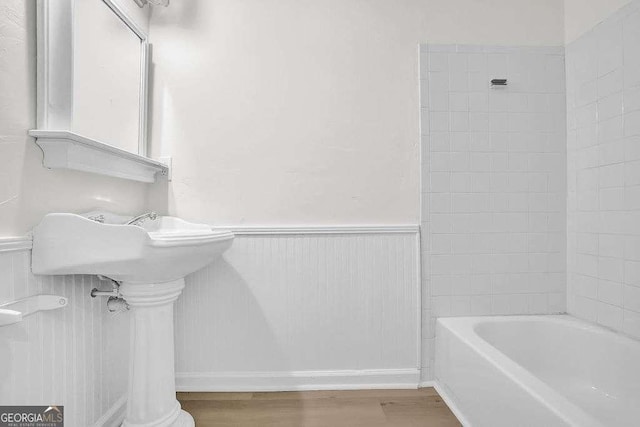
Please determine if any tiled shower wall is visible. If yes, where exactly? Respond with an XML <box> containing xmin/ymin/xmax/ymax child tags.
<box><xmin>566</xmin><ymin>1</ymin><xmax>640</xmax><ymax>338</ymax></box>
<box><xmin>420</xmin><ymin>44</ymin><xmax>567</xmax><ymax>379</ymax></box>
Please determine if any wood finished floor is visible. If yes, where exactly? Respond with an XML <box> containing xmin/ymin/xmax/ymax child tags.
<box><xmin>177</xmin><ymin>388</ymin><xmax>461</xmax><ymax>427</ymax></box>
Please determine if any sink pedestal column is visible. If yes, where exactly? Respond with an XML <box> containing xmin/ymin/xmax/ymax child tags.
<box><xmin>120</xmin><ymin>279</ymin><xmax>194</xmax><ymax>427</ymax></box>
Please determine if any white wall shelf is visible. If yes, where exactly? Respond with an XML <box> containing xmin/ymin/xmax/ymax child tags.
<box><xmin>29</xmin><ymin>130</ymin><xmax>168</xmax><ymax>183</ymax></box>
<box><xmin>34</xmin><ymin>0</ymin><xmax>157</xmax><ymax>183</ymax></box>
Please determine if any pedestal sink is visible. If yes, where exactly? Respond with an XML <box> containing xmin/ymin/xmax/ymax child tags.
<box><xmin>31</xmin><ymin>212</ymin><xmax>234</xmax><ymax>427</ymax></box>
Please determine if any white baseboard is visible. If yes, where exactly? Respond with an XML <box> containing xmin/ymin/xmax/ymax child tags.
<box><xmin>433</xmin><ymin>381</ymin><xmax>471</xmax><ymax>427</ymax></box>
<box><xmin>91</xmin><ymin>395</ymin><xmax>127</xmax><ymax>427</ymax></box>
<box><xmin>176</xmin><ymin>369</ymin><xmax>420</xmax><ymax>392</ymax></box>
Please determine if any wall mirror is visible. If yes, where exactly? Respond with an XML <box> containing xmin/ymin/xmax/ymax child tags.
<box><xmin>30</xmin><ymin>0</ymin><xmax>167</xmax><ymax>183</ymax></box>
<box><xmin>74</xmin><ymin>0</ymin><xmax>146</xmax><ymax>154</ymax></box>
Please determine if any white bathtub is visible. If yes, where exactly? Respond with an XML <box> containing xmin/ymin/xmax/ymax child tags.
<box><xmin>435</xmin><ymin>315</ymin><xmax>640</xmax><ymax>427</ymax></box>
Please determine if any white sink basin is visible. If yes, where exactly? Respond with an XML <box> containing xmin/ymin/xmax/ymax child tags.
<box><xmin>31</xmin><ymin>211</ymin><xmax>234</xmax><ymax>427</ymax></box>
<box><xmin>32</xmin><ymin>212</ymin><xmax>234</xmax><ymax>283</ymax></box>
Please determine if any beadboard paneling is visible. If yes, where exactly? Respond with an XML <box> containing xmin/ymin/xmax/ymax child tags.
<box><xmin>0</xmin><ymin>247</ymin><xmax>128</xmax><ymax>427</ymax></box>
<box><xmin>176</xmin><ymin>231</ymin><xmax>421</xmax><ymax>391</ymax></box>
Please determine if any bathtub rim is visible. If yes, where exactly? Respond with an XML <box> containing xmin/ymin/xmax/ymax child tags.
<box><xmin>435</xmin><ymin>314</ymin><xmax>616</xmax><ymax>427</ymax></box>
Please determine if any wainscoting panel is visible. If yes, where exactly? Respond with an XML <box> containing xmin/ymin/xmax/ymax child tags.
<box><xmin>0</xmin><ymin>240</ymin><xmax>128</xmax><ymax>427</ymax></box>
<box><xmin>176</xmin><ymin>229</ymin><xmax>421</xmax><ymax>391</ymax></box>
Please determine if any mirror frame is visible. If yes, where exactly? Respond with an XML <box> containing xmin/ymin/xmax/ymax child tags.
<box><xmin>37</xmin><ymin>0</ymin><xmax>149</xmax><ymax>155</ymax></box>
<box><xmin>31</xmin><ymin>0</ymin><xmax>166</xmax><ymax>182</ymax></box>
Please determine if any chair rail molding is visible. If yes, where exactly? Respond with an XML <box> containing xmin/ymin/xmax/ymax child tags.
<box><xmin>0</xmin><ymin>237</ymin><xmax>33</xmax><ymax>253</ymax></box>
<box><xmin>226</xmin><ymin>224</ymin><xmax>420</xmax><ymax>235</ymax></box>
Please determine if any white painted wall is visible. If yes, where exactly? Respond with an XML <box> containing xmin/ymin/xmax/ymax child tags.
<box><xmin>0</xmin><ymin>0</ymin><xmax>154</xmax><ymax>238</ymax></box>
<box><xmin>148</xmin><ymin>0</ymin><xmax>564</xmax><ymax>227</ymax></box>
<box><xmin>0</xmin><ymin>0</ymin><xmax>567</xmax><ymax>233</ymax></box>
<box><xmin>419</xmin><ymin>0</ymin><xmax>564</xmax><ymax>46</ymax></box>
<box><xmin>564</xmin><ymin>0</ymin><xmax>633</xmax><ymax>43</ymax></box>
